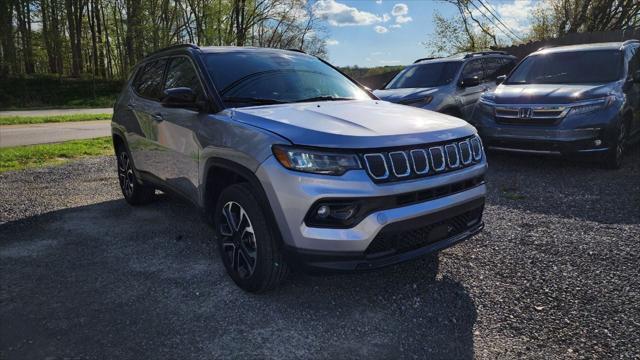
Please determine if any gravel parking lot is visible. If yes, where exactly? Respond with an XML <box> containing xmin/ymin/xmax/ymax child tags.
<box><xmin>1</xmin><ymin>148</ymin><xmax>639</xmax><ymax>359</ymax></box>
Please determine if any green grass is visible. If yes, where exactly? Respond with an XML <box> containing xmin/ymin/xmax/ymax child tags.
<box><xmin>0</xmin><ymin>113</ymin><xmax>111</xmax><ymax>125</ymax></box>
<box><xmin>0</xmin><ymin>137</ymin><xmax>113</xmax><ymax>173</ymax></box>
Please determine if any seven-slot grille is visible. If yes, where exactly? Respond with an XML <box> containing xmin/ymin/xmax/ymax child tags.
<box><xmin>361</xmin><ymin>136</ymin><xmax>483</xmax><ymax>183</ymax></box>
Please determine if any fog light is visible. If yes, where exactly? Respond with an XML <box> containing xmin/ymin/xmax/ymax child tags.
<box><xmin>316</xmin><ymin>205</ymin><xmax>330</xmax><ymax>218</ymax></box>
<box><xmin>594</xmin><ymin>139</ymin><xmax>602</xmax><ymax>146</ymax></box>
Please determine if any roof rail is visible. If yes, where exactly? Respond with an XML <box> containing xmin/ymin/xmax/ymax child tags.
<box><xmin>413</xmin><ymin>57</ymin><xmax>437</xmax><ymax>64</ymax></box>
<box><xmin>145</xmin><ymin>43</ymin><xmax>199</xmax><ymax>58</ymax></box>
<box><xmin>622</xmin><ymin>39</ymin><xmax>640</xmax><ymax>47</ymax></box>
<box><xmin>463</xmin><ymin>50</ymin><xmax>509</xmax><ymax>59</ymax></box>
<box><xmin>286</xmin><ymin>48</ymin><xmax>306</xmax><ymax>54</ymax></box>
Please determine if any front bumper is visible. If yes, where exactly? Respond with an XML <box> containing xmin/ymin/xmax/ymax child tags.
<box><xmin>473</xmin><ymin>104</ymin><xmax>619</xmax><ymax>155</ymax></box>
<box><xmin>256</xmin><ymin>156</ymin><xmax>487</xmax><ymax>254</ymax></box>
<box><xmin>284</xmin><ymin>198</ymin><xmax>484</xmax><ymax>272</ymax></box>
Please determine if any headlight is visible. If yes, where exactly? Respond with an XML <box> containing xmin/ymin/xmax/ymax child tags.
<box><xmin>272</xmin><ymin>145</ymin><xmax>362</xmax><ymax>175</ymax></box>
<box><xmin>569</xmin><ymin>96</ymin><xmax>615</xmax><ymax>116</ymax></box>
<box><xmin>400</xmin><ymin>96</ymin><xmax>433</xmax><ymax>106</ymax></box>
<box><xmin>478</xmin><ymin>96</ymin><xmax>495</xmax><ymax>113</ymax></box>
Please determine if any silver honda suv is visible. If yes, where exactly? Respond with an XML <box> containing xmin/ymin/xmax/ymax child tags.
<box><xmin>111</xmin><ymin>45</ymin><xmax>487</xmax><ymax>292</ymax></box>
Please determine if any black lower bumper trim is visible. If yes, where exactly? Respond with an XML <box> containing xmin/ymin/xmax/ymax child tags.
<box><xmin>284</xmin><ymin>198</ymin><xmax>485</xmax><ymax>273</ymax></box>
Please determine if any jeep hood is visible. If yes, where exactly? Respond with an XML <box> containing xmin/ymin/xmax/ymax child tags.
<box><xmin>230</xmin><ymin>100</ymin><xmax>475</xmax><ymax>148</ymax></box>
<box><xmin>493</xmin><ymin>83</ymin><xmax>616</xmax><ymax>104</ymax></box>
<box><xmin>373</xmin><ymin>87</ymin><xmax>439</xmax><ymax>103</ymax></box>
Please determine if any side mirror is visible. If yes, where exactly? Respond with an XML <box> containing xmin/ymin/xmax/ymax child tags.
<box><xmin>496</xmin><ymin>75</ymin><xmax>507</xmax><ymax>85</ymax></box>
<box><xmin>460</xmin><ymin>76</ymin><xmax>480</xmax><ymax>87</ymax></box>
<box><xmin>162</xmin><ymin>87</ymin><xmax>198</xmax><ymax>108</ymax></box>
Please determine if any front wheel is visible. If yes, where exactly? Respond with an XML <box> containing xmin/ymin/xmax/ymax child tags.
<box><xmin>214</xmin><ymin>183</ymin><xmax>288</xmax><ymax>293</ymax></box>
<box><xmin>602</xmin><ymin>121</ymin><xmax>627</xmax><ymax>169</ymax></box>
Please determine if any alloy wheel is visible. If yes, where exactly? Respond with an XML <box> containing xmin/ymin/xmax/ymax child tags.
<box><xmin>219</xmin><ymin>201</ymin><xmax>258</xmax><ymax>278</ymax></box>
<box><xmin>117</xmin><ymin>152</ymin><xmax>135</xmax><ymax>198</ymax></box>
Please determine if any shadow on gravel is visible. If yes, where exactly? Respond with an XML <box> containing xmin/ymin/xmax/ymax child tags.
<box><xmin>0</xmin><ymin>194</ymin><xmax>477</xmax><ymax>359</ymax></box>
<box><xmin>484</xmin><ymin>144</ymin><xmax>640</xmax><ymax>224</ymax></box>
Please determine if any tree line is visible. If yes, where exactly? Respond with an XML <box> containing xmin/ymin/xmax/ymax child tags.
<box><xmin>0</xmin><ymin>0</ymin><xmax>326</xmax><ymax>79</ymax></box>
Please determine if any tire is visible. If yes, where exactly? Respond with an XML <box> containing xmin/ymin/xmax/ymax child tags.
<box><xmin>214</xmin><ymin>183</ymin><xmax>288</xmax><ymax>293</ymax></box>
<box><xmin>116</xmin><ymin>145</ymin><xmax>155</xmax><ymax>205</ymax></box>
<box><xmin>602</xmin><ymin>120</ymin><xmax>627</xmax><ymax>169</ymax></box>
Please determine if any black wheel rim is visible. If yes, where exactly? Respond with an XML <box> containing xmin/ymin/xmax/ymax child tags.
<box><xmin>616</xmin><ymin>122</ymin><xmax>626</xmax><ymax>162</ymax></box>
<box><xmin>219</xmin><ymin>201</ymin><xmax>257</xmax><ymax>279</ymax></box>
<box><xmin>117</xmin><ymin>152</ymin><xmax>135</xmax><ymax>198</ymax></box>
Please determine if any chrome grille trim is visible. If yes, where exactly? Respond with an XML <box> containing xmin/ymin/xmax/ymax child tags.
<box><xmin>389</xmin><ymin>151</ymin><xmax>411</xmax><ymax>177</ymax></box>
<box><xmin>410</xmin><ymin>149</ymin><xmax>429</xmax><ymax>174</ymax></box>
<box><xmin>361</xmin><ymin>136</ymin><xmax>483</xmax><ymax>182</ymax></box>
<box><xmin>445</xmin><ymin>144</ymin><xmax>460</xmax><ymax>168</ymax></box>
<box><xmin>429</xmin><ymin>146</ymin><xmax>446</xmax><ymax>172</ymax></box>
<box><xmin>459</xmin><ymin>140</ymin><xmax>472</xmax><ymax>165</ymax></box>
<box><xmin>470</xmin><ymin>137</ymin><xmax>483</xmax><ymax>161</ymax></box>
<box><xmin>363</xmin><ymin>153</ymin><xmax>389</xmax><ymax>180</ymax></box>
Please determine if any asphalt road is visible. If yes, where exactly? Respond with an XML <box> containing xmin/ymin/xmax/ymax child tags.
<box><xmin>0</xmin><ymin>120</ymin><xmax>111</xmax><ymax>147</ymax></box>
<box><xmin>1</xmin><ymin>149</ymin><xmax>639</xmax><ymax>359</ymax></box>
<box><xmin>0</xmin><ymin>108</ymin><xmax>113</xmax><ymax>117</ymax></box>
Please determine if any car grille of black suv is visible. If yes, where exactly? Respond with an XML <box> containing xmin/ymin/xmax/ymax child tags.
<box><xmin>365</xmin><ymin>205</ymin><xmax>484</xmax><ymax>256</ymax></box>
<box><xmin>360</xmin><ymin>136</ymin><xmax>483</xmax><ymax>183</ymax></box>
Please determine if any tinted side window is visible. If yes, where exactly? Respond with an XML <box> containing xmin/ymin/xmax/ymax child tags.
<box><xmin>164</xmin><ymin>57</ymin><xmax>204</xmax><ymax>99</ymax></box>
<box><xmin>628</xmin><ymin>46</ymin><xmax>639</xmax><ymax>78</ymax></box>
<box><xmin>483</xmin><ymin>58</ymin><xmax>503</xmax><ymax>80</ymax></box>
<box><xmin>134</xmin><ymin>60</ymin><xmax>167</xmax><ymax>100</ymax></box>
<box><xmin>462</xmin><ymin>60</ymin><xmax>484</xmax><ymax>82</ymax></box>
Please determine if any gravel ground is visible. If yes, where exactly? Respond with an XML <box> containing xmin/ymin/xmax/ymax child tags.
<box><xmin>1</xmin><ymin>148</ymin><xmax>639</xmax><ymax>359</ymax></box>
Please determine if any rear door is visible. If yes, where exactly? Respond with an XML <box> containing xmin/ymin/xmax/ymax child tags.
<box><xmin>127</xmin><ymin>59</ymin><xmax>168</xmax><ymax>175</ymax></box>
<box><xmin>150</xmin><ymin>55</ymin><xmax>206</xmax><ymax>202</ymax></box>
<box><xmin>457</xmin><ymin>59</ymin><xmax>487</xmax><ymax>119</ymax></box>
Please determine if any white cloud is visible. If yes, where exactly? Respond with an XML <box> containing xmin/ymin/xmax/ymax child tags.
<box><xmin>326</xmin><ymin>39</ymin><xmax>340</xmax><ymax>46</ymax></box>
<box><xmin>375</xmin><ymin>0</ymin><xmax>382</xmax><ymax>3</ymax></box>
<box><xmin>374</xmin><ymin>25</ymin><xmax>389</xmax><ymax>33</ymax></box>
<box><xmin>382</xmin><ymin>13</ymin><xmax>391</xmax><ymax>22</ymax></box>
<box><xmin>395</xmin><ymin>15</ymin><xmax>412</xmax><ymax>23</ymax></box>
<box><xmin>391</xmin><ymin>3</ymin><xmax>409</xmax><ymax>16</ymax></box>
<box><xmin>379</xmin><ymin>59</ymin><xmax>401</xmax><ymax>64</ymax></box>
<box><xmin>313</xmin><ymin>0</ymin><xmax>382</xmax><ymax>26</ymax></box>
<box><xmin>390</xmin><ymin>24</ymin><xmax>401</xmax><ymax>28</ymax></box>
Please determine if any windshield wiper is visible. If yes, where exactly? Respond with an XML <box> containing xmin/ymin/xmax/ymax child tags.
<box><xmin>222</xmin><ymin>96</ymin><xmax>286</xmax><ymax>105</ymax></box>
<box><xmin>293</xmin><ymin>96</ymin><xmax>356</xmax><ymax>103</ymax></box>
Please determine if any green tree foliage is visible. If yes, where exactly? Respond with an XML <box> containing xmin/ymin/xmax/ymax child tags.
<box><xmin>0</xmin><ymin>0</ymin><xmax>328</xmax><ymax>79</ymax></box>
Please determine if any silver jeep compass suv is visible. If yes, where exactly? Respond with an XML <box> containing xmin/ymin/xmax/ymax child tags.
<box><xmin>112</xmin><ymin>45</ymin><xmax>487</xmax><ymax>292</ymax></box>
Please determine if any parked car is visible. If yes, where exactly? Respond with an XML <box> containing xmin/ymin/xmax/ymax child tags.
<box><xmin>373</xmin><ymin>51</ymin><xmax>517</xmax><ymax>120</ymax></box>
<box><xmin>472</xmin><ymin>40</ymin><xmax>640</xmax><ymax>168</ymax></box>
<box><xmin>111</xmin><ymin>45</ymin><xmax>487</xmax><ymax>292</ymax></box>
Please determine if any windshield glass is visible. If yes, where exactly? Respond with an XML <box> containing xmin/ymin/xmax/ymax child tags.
<box><xmin>384</xmin><ymin>62</ymin><xmax>461</xmax><ymax>89</ymax></box>
<box><xmin>204</xmin><ymin>51</ymin><xmax>370</xmax><ymax>106</ymax></box>
<box><xmin>506</xmin><ymin>50</ymin><xmax>623</xmax><ymax>84</ymax></box>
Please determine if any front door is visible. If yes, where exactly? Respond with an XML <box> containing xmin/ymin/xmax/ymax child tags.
<box><xmin>150</xmin><ymin>56</ymin><xmax>206</xmax><ymax>202</ymax></box>
<box><xmin>458</xmin><ymin>59</ymin><xmax>488</xmax><ymax>119</ymax></box>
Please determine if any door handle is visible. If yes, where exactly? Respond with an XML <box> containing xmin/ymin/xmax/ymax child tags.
<box><xmin>151</xmin><ymin>113</ymin><xmax>164</xmax><ymax>122</ymax></box>
<box><xmin>126</xmin><ymin>103</ymin><xmax>135</xmax><ymax>110</ymax></box>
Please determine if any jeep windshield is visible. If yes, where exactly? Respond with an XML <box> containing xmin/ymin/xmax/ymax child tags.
<box><xmin>204</xmin><ymin>51</ymin><xmax>370</xmax><ymax>107</ymax></box>
<box><xmin>506</xmin><ymin>50</ymin><xmax>623</xmax><ymax>85</ymax></box>
<box><xmin>384</xmin><ymin>62</ymin><xmax>461</xmax><ymax>89</ymax></box>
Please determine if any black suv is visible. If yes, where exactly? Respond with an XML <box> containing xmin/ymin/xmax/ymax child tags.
<box><xmin>471</xmin><ymin>40</ymin><xmax>640</xmax><ymax>168</ymax></box>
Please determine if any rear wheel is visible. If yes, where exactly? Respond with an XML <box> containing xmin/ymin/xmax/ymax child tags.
<box><xmin>602</xmin><ymin>121</ymin><xmax>627</xmax><ymax>169</ymax></box>
<box><xmin>116</xmin><ymin>146</ymin><xmax>155</xmax><ymax>205</ymax></box>
<box><xmin>214</xmin><ymin>183</ymin><xmax>288</xmax><ymax>292</ymax></box>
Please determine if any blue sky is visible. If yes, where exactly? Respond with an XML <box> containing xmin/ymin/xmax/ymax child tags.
<box><xmin>313</xmin><ymin>0</ymin><xmax>538</xmax><ymax>67</ymax></box>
